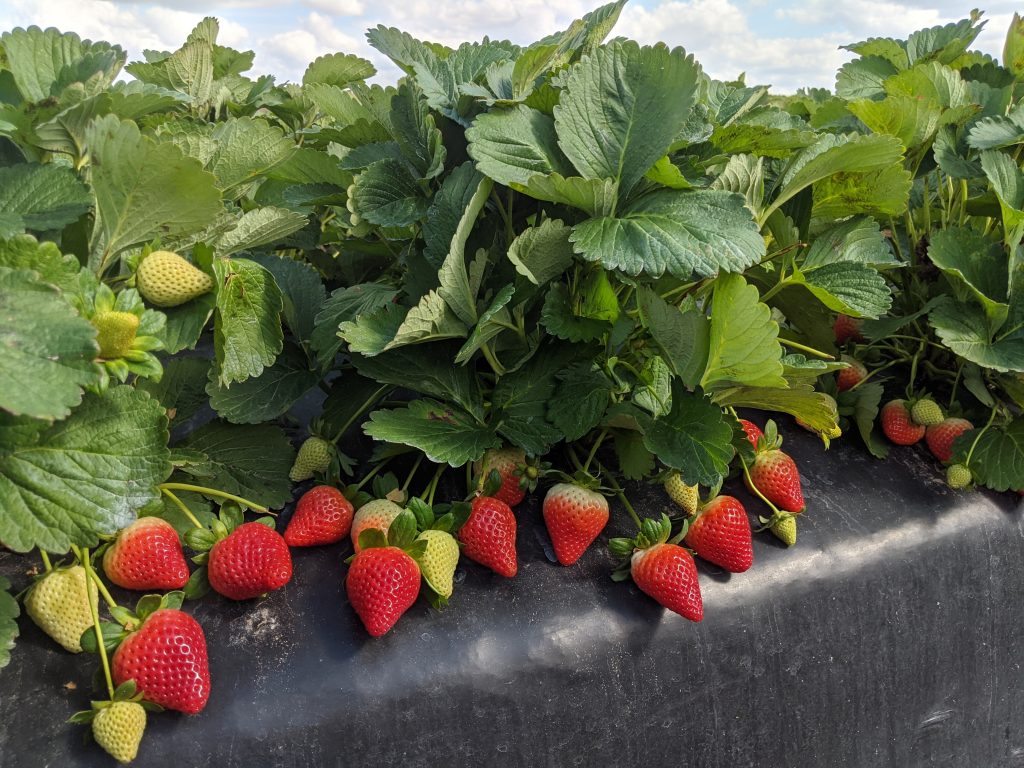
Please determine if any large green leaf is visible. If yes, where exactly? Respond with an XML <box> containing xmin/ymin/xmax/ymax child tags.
<box><xmin>0</xmin><ymin>234</ymin><xmax>82</xmax><ymax>294</ymax></box>
<box><xmin>792</xmin><ymin>262</ymin><xmax>892</xmax><ymax>319</ymax></box>
<box><xmin>847</xmin><ymin>94</ymin><xmax>942</xmax><ymax>150</ymax></box>
<box><xmin>711</xmin><ymin>107</ymin><xmax>817</xmax><ymax>158</ymax></box>
<box><xmin>554</xmin><ymin>40</ymin><xmax>701</xmax><ymax>198</ymax></box>
<box><xmin>0</xmin><ymin>386</ymin><xmax>170</xmax><ymax>553</ymax></box>
<box><xmin>212</xmin><ymin>258</ymin><xmax>284</xmax><ymax>385</ymax></box>
<box><xmin>712</xmin><ymin>384</ymin><xmax>840</xmax><ymax>435</ymax></box>
<box><xmin>0</xmin><ymin>164</ymin><xmax>91</xmax><ymax>235</ymax></box>
<box><xmin>836</xmin><ymin>56</ymin><xmax>898</xmax><ymax>100</ymax></box>
<box><xmin>641</xmin><ymin>385</ymin><xmax>734</xmax><ymax>487</ymax></box>
<box><xmin>311</xmin><ymin>283</ymin><xmax>397</xmax><ymax>368</ymax></box>
<box><xmin>363</xmin><ymin>399</ymin><xmax>499</xmax><ymax>466</ymax></box>
<box><xmin>137</xmin><ymin>356</ymin><xmax>211</xmax><ymax>425</ymax></box>
<box><xmin>206</xmin><ymin>117</ymin><xmax>295</xmax><ymax>195</ymax></box>
<box><xmin>968</xmin><ymin>104</ymin><xmax>1024</xmax><ymax>150</ymax></box>
<box><xmin>86</xmin><ymin>115</ymin><xmax>221</xmax><ymax>269</ymax></box>
<box><xmin>927</xmin><ymin>227</ymin><xmax>1008</xmax><ymax>332</ymax></box>
<box><xmin>570</xmin><ymin>189</ymin><xmax>765</xmax><ymax>279</ymax></box>
<box><xmin>636</xmin><ymin>288</ymin><xmax>709</xmax><ymax>389</ymax></box>
<box><xmin>506</xmin><ymin>219</ymin><xmax>575</xmax><ymax>285</ymax></box>
<box><xmin>352</xmin><ymin>158</ymin><xmax>429</xmax><ymax>227</ymax></box>
<box><xmin>177</xmin><ymin>421</ymin><xmax>295</xmax><ymax>509</ymax></box>
<box><xmin>954</xmin><ymin>419</ymin><xmax>1024</xmax><ymax>492</ymax></box>
<box><xmin>465</xmin><ymin>104</ymin><xmax>573</xmax><ymax>187</ymax></box>
<box><xmin>0</xmin><ymin>576</ymin><xmax>19</xmax><ymax>671</ymax></box>
<box><xmin>215</xmin><ymin>207</ymin><xmax>309</xmax><ymax>257</ymax></box>
<box><xmin>930</xmin><ymin>298</ymin><xmax>1024</xmax><ymax>372</ymax></box>
<box><xmin>803</xmin><ymin>216</ymin><xmax>897</xmax><ymax>268</ymax></box>
<box><xmin>0</xmin><ymin>268</ymin><xmax>99</xmax><ymax>420</ymax></box>
<box><xmin>437</xmin><ymin>174</ymin><xmax>492</xmax><ymax>325</ymax></box>
<box><xmin>422</xmin><ymin>162</ymin><xmax>485</xmax><ymax>269</ymax></box>
<box><xmin>303</xmin><ymin>52</ymin><xmax>376</xmax><ymax>87</ymax></box>
<box><xmin>249</xmin><ymin>254</ymin><xmax>326</xmax><ymax>344</ymax></box>
<box><xmin>511</xmin><ymin>173</ymin><xmax>617</xmax><ymax>216</ymax></box>
<box><xmin>701</xmin><ymin>273</ymin><xmax>785</xmax><ymax>390</ymax></box>
<box><xmin>207</xmin><ymin>344</ymin><xmax>317</xmax><ymax>424</ymax></box>
<box><xmin>1</xmin><ymin>26</ymin><xmax>125</xmax><ymax>102</ymax></box>
<box><xmin>351</xmin><ymin>343</ymin><xmax>482</xmax><ymax>416</ymax></box>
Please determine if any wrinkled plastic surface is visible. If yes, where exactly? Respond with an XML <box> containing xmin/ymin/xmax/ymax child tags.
<box><xmin>1</xmin><ymin>428</ymin><xmax>1023</xmax><ymax>767</ymax></box>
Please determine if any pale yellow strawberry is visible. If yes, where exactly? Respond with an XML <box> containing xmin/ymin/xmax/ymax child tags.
<box><xmin>289</xmin><ymin>436</ymin><xmax>332</xmax><ymax>482</ymax></box>
<box><xmin>93</xmin><ymin>701</ymin><xmax>146</xmax><ymax>763</ymax></box>
<box><xmin>663</xmin><ymin>473</ymin><xmax>699</xmax><ymax>516</ymax></box>
<box><xmin>93</xmin><ymin>311</ymin><xmax>140</xmax><ymax>358</ymax></box>
<box><xmin>25</xmin><ymin>566</ymin><xmax>98</xmax><ymax>653</ymax></box>
<box><xmin>770</xmin><ymin>515</ymin><xmax>797</xmax><ymax>547</ymax></box>
<box><xmin>415</xmin><ymin>529</ymin><xmax>459</xmax><ymax>599</ymax></box>
<box><xmin>350</xmin><ymin>499</ymin><xmax>402</xmax><ymax>552</ymax></box>
<box><xmin>136</xmin><ymin>250</ymin><xmax>213</xmax><ymax>308</ymax></box>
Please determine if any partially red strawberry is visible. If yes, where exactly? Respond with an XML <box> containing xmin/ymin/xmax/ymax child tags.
<box><xmin>102</xmin><ymin>517</ymin><xmax>190</xmax><ymax>591</ymax></box>
<box><xmin>881</xmin><ymin>399</ymin><xmax>926</xmax><ymax>446</ymax></box>
<box><xmin>745</xmin><ymin>420</ymin><xmax>805</xmax><ymax>513</ymax></box>
<box><xmin>925</xmin><ymin>417</ymin><xmax>973</xmax><ymax>463</ymax></box>
<box><xmin>476</xmin><ymin>447</ymin><xmax>531</xmax><ymax>507</ymax></box>
<box><xmin>834</xmin><ymin>314</ymin><xmax>864</xmax><ymax>345</ymax></box>
<box><xmin>739</xmin><ymin>419</ymin><xmax>763</xmax><ymax>448</ymax></box>
<box><xmin>112</xmin><ymin>608</ymin><xmax>210</xmax><ymax>714</ymax></box>
<box><xmin>836</xmin><ymin>356</ymin><xmax>867</xmax><ymax>392</ymax></box>
<box><xmin>284</xmin><ymin>486</ymin><xmax>354</xmax><ymax>547</ymax></box>
<box><xmin>346</xmin><ymin>546</ymin><xmax>421</xmax><ymax>637</ymax></box>
<box><xmin>684</xmin><ymin>495</ymin><xmax>754</xmax><ymax>573</ymax></box>
<box><xmin>542</xmin><ymin>483</ymin><xmax>609</xmax><ymax>565</ymax></box>
<box><xmin>208</xmin><ymin>522</ymin><xmax>293</xmax><ymax>600</ymax></box>
<box><xmin>610</xmin><ymin>515</ymin><xmax>702</xmax><ymax>622</ymax></box>
<box><xmin>458</xmin><ymin>495</ymin><xmax>518</xmax><ymax>577</ymax></box>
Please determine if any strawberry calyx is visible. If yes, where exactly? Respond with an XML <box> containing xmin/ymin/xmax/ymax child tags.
<box><xmin>752</xmin><ymin>419</ymin><xmax>784</xmax><ymax>454</ymax></box>
<box><xmin>608</xmin><ymin>513</ymin><xmax>688</xmax><ymax>581</ymax></box>
<box><xmin>755</xmin><ymin>509</ymin><xmax>800</xmax><ymax>533</ymax></box>
<box><xmin>180</xmin><ymin>502</ymin><xmax>277</xmax><ymax>599</ymax></box>
<box><xmin>68</xmin><ymin>679</ymin><xmax>163</xmax><ymax>725</ymax></box>
<box><xmin>346</xmin><ymin>508</ymin><xmax>427</xmax><ymax>563</ymax></box>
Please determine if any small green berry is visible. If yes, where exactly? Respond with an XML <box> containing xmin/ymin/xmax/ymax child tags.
<box><xmin>911</xmin><ymin>399</ymin><xmax>944</xmax><ymax>427</ymax></box>
<box><xmin>946</xmin><ymin>464</ymin><xmax>972</xmax><ymax>489</ymax></box>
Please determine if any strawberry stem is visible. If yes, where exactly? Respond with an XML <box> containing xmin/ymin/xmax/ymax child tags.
<box><xmin>778</xmin><ymin>337</ymin><xmax>833</xmax><ymax>360</ymax></box>
<box><xmin>600</xmin><ymin>470</ymin><xmax>643</xmax><ymax>529</ymax></box>
<box><xmin>582</xmin><ymin>428</ymin><xmax>609</xmax><ymax>475</ymax></box>
<box><xmin>80</xmin><ymin>548</ymin><xmax>115</xmax><ymax>700</ymax></box>
<box><xmin>739</xmin><ymin>454</ymin><xmax>783</xmax><ymax>517</ymax></box>
<box><xmin>158</xmin><ymin>483</ymin><xmax>268</xmax><ymax>513</ymax></box>
<box><xmin>353</xmin><ymin>457</ymin><xmax>392</xmax><ymax>493</ymax></box>
<box><xmin>161</xmin><ymin>488</ymin><xmax>205</xmax><ymax>530</ymax></box>
<box><xmin>424</xmin><ymin>465</ymin><xmax>445</xmax><ymax>507</ymax></box>
<box><xmin>964</xmin><ymin>405</ymin><xmax>999</xmax><ymax>468</ymax></box>
<box><xmin>330</xmin><ymin>384</ymin><xmax>391</xmax><ymax>444</ymax></box>
<box><xmin>401</xmin><ymin>453</ymin><xmax>425</xmax><ymax>493</ymax></box>
<box><xmin>39</xmin><ymin>550</ymin><xmax>53</xmax><ymax>573</ymax></box>
<box><xmin>71</xmin><ymin>545</ymin><xmax>118</xmax><ymax>611</ymax></box>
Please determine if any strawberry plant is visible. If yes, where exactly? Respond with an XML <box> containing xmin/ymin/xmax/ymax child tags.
<box><xmin>1</xmin><ymin>3</ymin><xmax>1023</xmax><ymax>763</ymax></box>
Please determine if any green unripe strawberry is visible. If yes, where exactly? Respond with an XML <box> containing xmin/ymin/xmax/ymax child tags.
<box><xmin>770</xmin><ymin>515</ymin><xmax>797</xmax><ymax>546</ymax></box>
<box><xmin>92</xmin><ymin>701</ymin><xmax>146</xmax><ymax>764</ymax></box>
<box><xmin>415</xmin><ymin>529</ymin><xmax>460</xmax><ymax>600</ymax></box>
<box><xmin>93</xmin><ymin>311</ymin><xmax>140</xmax><ymax>359</ymax></box>
<box><xmin>663</xmin><ymin>473</ymin><xmax>698</xmax><ymax>516</ymax></box>
<box><xmin>910</xmin><ymin>398</ymin><xmax>943</xmax><ymax>427</ymax></box>
<box><xmin>946</xmin><ymin>464</ymin><xmax>972</xmax><ymax>489</ymax></box>
<box><xmin>24</xmin><ymin>565</ymin><xmax>98</xmax><ymax>653</ymax></box>
<box><xmin>289</xmin><ymin>436</ymin><xmax>332</xmax><ymax>482</ymax></box>
<box><xmin>1004</xmin><ymin>12</ymin><xmax>1024</xmax><ymax>78</ymax></box>
<box><xmin>135</xmin><ymin>250</ymin><xmax>213</xmax><ymax>308</ymax></box>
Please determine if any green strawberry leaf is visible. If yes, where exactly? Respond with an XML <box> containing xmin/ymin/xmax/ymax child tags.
<box><xmin>0</xmin><ymin>163</ymin><xmax>91</xmax><ymax>235</ymax></box>
<box><xmin>303</xmin><ymin>52</ymin><xmax>376</xmax><ymax>87</ymax></box>
<box><xmin>0</xmin><ymin>386</ymin><xmax>171</xmax><ymax>553</ymax></box>
<box><xmin>791</xmin><ymin>262</ymin><xmax>893</xmax><ymax>319</ymax></box>
<box><xmin>206</xmin><ymin>344</ymin><xmax>318</xmax><ymax>424</ymax></box>
<box><xmin>350</xmin><ymin>344</ymin><xmax>483</xmax><ymax>416</ymax></box>
<box><xmin>953</xmin><ymin>419</ymin><xmax>1024</xmax><ymax>492</ymax></box>
<box><xmin>157</xmin><ymin>293</ymin><xmax>216</xmax><ymax>355</ymax></box>
<box><xmin>570</xmin><ymin>189</ymin><xmax>765</xmax><ymax>279</ymax></box>
<box><xmin>540</xmin><ymin>283</ymin><xmax>611</xmax><ymax>343</ymax></box>
<box><xmin>506</xmin><ymin>219</ymin><xmax>575</xmax><ymax>286</ymax></box>
<box><xmin>512</xmin><ymin>173</ymin><xmax>617</xmax><ymax>216</ymax></box>
<box><xmin>844</xmin><ymin>380</ymin><xmax>889</xmax><ymax>459</ymax></box>
<box><xmin>930</xmin><ymin>298</ymin><xmax>1024</xmax><ymax>372</ymax></box>
<box><xmin>0</xmin><ymin>267</ymin><xmax>101</xmax><ymax>420</ymax></box>
<box><xmin>968</xmin><ymin>103</ymin><xmax>1024</xmax><ymax>150</ymax></box>
<box><xmin>86</xmin><ymin>115</ymin><xmax>222</xmax><ymax>270</ymax></box>
<box><xmin>802</xmin><ymin>216</ymin><xmax>898</xmax><ymax>269</ymax></box>
<box><xmin>0</xmin><ymin>26</ymin><xmax>125</xmax><ymax>102</ymax></box>
<box><xmin>148</xmin><ymin>485</ymin><xmax>214</xmax><ymax>538</ymax></box>
<box><xmin>352</xmin><ymin>158</ymin><xmax>429</xmax><ymax>227</ymax></box>
<box><xmin>636</xmin><ymin>288</ymin><xmax>710</xmax><ymax>388</ymax></box>
<box><xmin>548</xmin><ymin>364</ymin><xmax>613</xmax><ymax>441</ymax></box>
<box><xmin>640</xmin><ymin>386</ymin><xmax>734</xmax><ymax>487</ymax></box>
<box><xmin>205</xmin><ymin>117</ymin><xmax>296</xmax><ymax>197</ymax></box>
<box><xmin>465</xmin><ymin>104</ymin><xmax>573</xmax><ymax>188</ymax></box>
<box><xmin>212</xmin><ymin>257</ymin><xmax>284</xmax><ymax>385</ymax></box>
<box><xmin>0</xmin><ymin>576</ymin><xmax>19</xmax><ymax>671</ymax></box>
<box><xmin>713</xmin><ymin>384</ymin><xmax>840</xmax><ymax>435</ymax></box>
<box><xmin>177</xmin><ymin>421</ymin><xmax>295</xmax><ymax>510</ymax></box>
<box><xmin>422</xmin><ymin>162</ymin><xmax>486</xmax><ymax>269</ymax></box>
<box><xmin>363</xmin><ymin>400</ymin><xmax>500</xmax><ymax>467</ymax></box>
<box><xmin>137</xmin><ymin>356</ymin><xmax>212</xmax><ymax>425</ymax></box>
<box><xmin>0</xmin><ymin>234</ymin><xmax>84</xmax><ymax>293</ymax></box>
<box><xmin>216</xmin><ymin>207</ymin><xmax>309</xmax><ymax>257</ymax></box>
<box><xmin>927</xmin><ymin>227</ymin><xmax>1008</xmax><ymax>332</ymax></box>
<box><xmin>311</xmin><ymin>283</ymin><xmax>398</xmax><ymax>368</ymax></box>
<box><xmin>320</xmin><ymin>374</ymin><xmax>390</xmax><ymax>442</ymax></box>
<box><xmin>613</xmin><ymin>430</ymin><xmax>655</xmax><ymax>481</ymax></box>
<box><xmin>701</xmin><ymin>272</ymin><xmax>786</xmax><ymax>391</ymax></box>
<box><xmin>437</xmin><ymin>173</ymin><xmax>492</xmax><ymax>325</ymax></box>
<box><xmin>836</xmin><ymin>56</ymin><xmax>898</xmax><ymax>101</ymax></box>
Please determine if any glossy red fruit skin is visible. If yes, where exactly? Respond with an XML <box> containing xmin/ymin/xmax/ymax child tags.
<box><xmin>103</xmin><ymin>517</ymin><xmax>189</xmax><ymax>591</ymax></box>
<box><xmin>881</xmin><ymin>400</ymin><xmax>926</xmax><ymax>446</ymax></box>
<box><xmin>630</xmin><ymin>544</ymin><xmax>703</xmax><ymax>622</ymax></box>
<box><xmin>459</xmin><ymin>496</ymin><xmax>518</xmax><ymax>577</ymax></box>
<box><xmin>542</xmin><ymin>484</ymin><xmax>609</xmax><ymax>566</ymax></box>
<box><xmin>112</xmin><ymin>609</ymin><xmax>210</xmax><ymax>714</ymax></box>
<box><xmin>739</xmin><ymin>419</ymin><xmax>763</xmax><ymax>448</ymax></box>
<box><xmin>208</xmin><ymin>523</ymin><xmax>293</xmax><ymax>600</ymax></box>
<box><xmin>836</xmin><ymin>358</ymin><xmax>867</xmax><ymax>393</ymax></box>
<box><xmin>925</xmin><ymin>418</ymin><xmax>974</xmax><ymax>464</ymax></box>
<box><xmin>284</xmin><ymin>486</ymin><xmax>354</xmax><ymax>547</ymax></box>
<box><xmin>684</xmin><ymin>496</ymin><xmax>754</xmax><ymax>573</ymax></box>
<box><xmin>346</xmin><ymin>546</ymin><xmax>420</xmax><ymax>637</ymax></box>
<box><xmin>747</xmin><ymin>449</ymin><xmax>805</xmax><ymax>513</ymax></box>
<box><xmin>834</xmin><ymin>314</ymin><xmax>865</xmax><ymax>345</ymax></box>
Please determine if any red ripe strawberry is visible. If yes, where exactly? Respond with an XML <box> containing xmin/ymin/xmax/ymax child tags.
<box><xmin>739</xmin><ymin>419</ymin><xmax>763</xmax><ymax>448</ymax></box>
<box><xmin>684</xmin><ymin>495</ymin><xmax>753</xmax><ymax>573</ymax></box>
<box><xmin>476</xmin><ymin>447</ymin><xmax>529</xmax><ymax>507</ymax></box>
<box><xmin>631</xmin><ymin>544</ymin><xmax>703</xmax><ymax>622</ymax></box>
<box><xmin>112</xmin><ymin>608</ymin><xmax>210</xmax><ymax>714</ymax></box>
<box><xmin>208</xmin><ymin>522</ymin><xmax>293</xmax><ymax>600</ymax></box>
<box><xmin>925</xmin><ymin>417</ymin><xmax>974</xmax><ymax>463</ymax></box>
<box><xmin>346</xmin><ymin>546</ymin><xmax>421</xmax><ymax>637</ymax></box>
<box><xmin>836</xmin><ymin>356</ymin><xmax>867</xmax><ymax>392</ymax></box>
<box><xmin>542</xmin><ymin>483</ymin><xmax>609</xmax><ymax>565</ymax></box>
<box><xmin>459</xmin><ymin>496</ymin><xmax>518</xmax><ymax>577</ymax></box>
<box><xmin>834</xmin><ymin>314</ymin><xmax>864</xmax><ymax>345</ymax></box>
<box><xmin>284</xmin><ymin>486</ymin><xmax>354</xmax><ymax>547</ymax></box>
<box><xmin>881</xmin><ymin>399</ymin><xmax>925</xmax><ymax>446</ymax></box>
<box><xmin>747</xmin><ymin>451</ymin><xmax>805</xmax><ymax>512</ymax></box>
<box><xmin>103</xmin><ymin>517</ymin><xmax>189</xmax><ymax>591</ymax></box>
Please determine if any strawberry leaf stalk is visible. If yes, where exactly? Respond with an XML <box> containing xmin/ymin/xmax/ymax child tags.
<box><xmin>609</xmin><ymin>514</ymin><xmax>703</xmax><ymax>622</ymax></box>
<box><xmin>345</xmin><ymin>509</ymin><xmax>426</xmax><ymax>636</ymax></box>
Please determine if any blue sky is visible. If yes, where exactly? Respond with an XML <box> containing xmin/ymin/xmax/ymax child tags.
<box><xmin>0</xmin><ymin>0</ymin><xmax>1018</xmax><ymax>92</ymax></box>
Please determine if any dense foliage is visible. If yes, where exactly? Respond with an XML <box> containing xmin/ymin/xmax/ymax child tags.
<box><xmin>2</xmin><ymin>3</ymin><xmax>1024</xmax><ymax>760</ymax></box>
